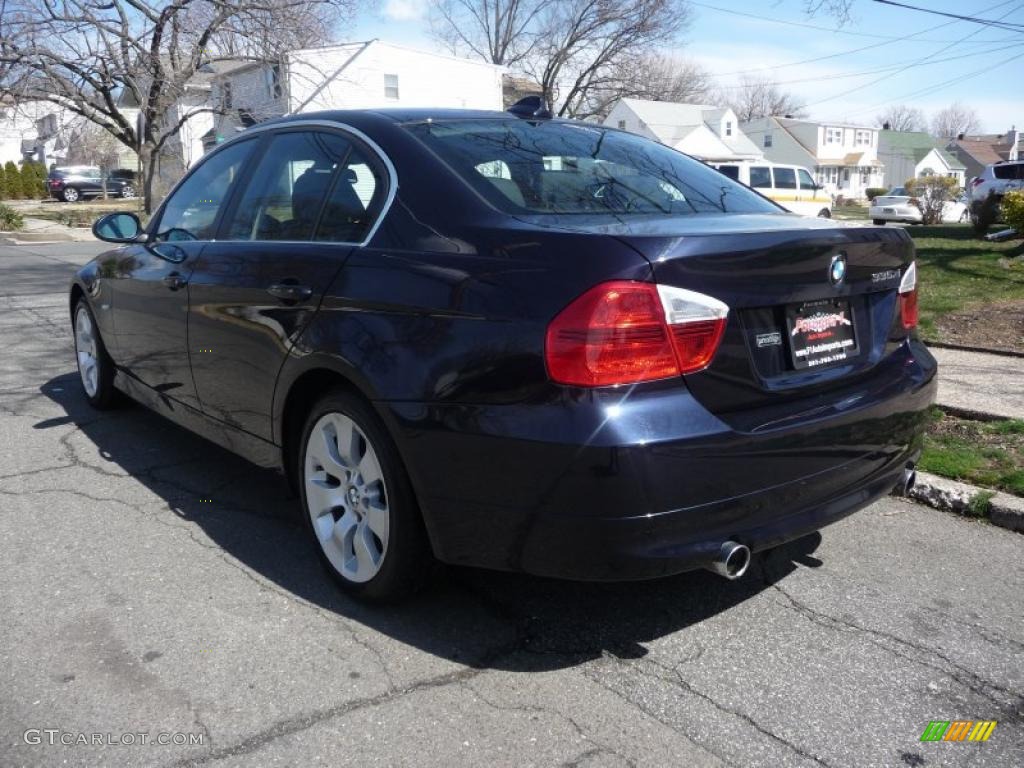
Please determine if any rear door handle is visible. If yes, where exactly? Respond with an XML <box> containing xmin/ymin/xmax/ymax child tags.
<box><xmin>267</xmin><ymin>283</ymin><xmax>313</xmax><ymax>302</ymax></box>
<box><xmin>163</xmin><ymin>272</ymin><xmax>187</xmax><ymax>290</ymax></box>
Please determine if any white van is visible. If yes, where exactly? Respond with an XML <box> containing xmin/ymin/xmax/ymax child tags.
<box><xmin>712</xmin><ymin>162</ymin><xmax>833</xmax><ymax>218</ymax></box>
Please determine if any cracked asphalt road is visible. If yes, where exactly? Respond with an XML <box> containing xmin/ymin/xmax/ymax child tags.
<box><xmin>1</xmin><ymin>242</ymin><xmax>1022</xmax><ymax>768</ymax></box>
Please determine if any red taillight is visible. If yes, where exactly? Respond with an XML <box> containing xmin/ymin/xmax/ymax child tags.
<box><xmin>899</xmin><ymin>261</ymin><xmax>918</xmax><ymax>330</ymax></box>
<box><xmin>545</xmin><ymin>281</ymin><xmax>728</xmax><ymax>387</ymax></box>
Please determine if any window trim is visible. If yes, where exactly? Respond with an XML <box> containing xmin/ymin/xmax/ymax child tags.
<box><xmin>147</xmin><ymin>119</ymin><xmax>398</xmax><ymax>249</ymax></box>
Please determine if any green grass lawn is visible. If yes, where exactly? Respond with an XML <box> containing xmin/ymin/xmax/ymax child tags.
<box><xmin>909</xmin><ymin>224</ymin><xmax>1024</xmax><ymax>342</ymax></box>
<box><xmin>830</xmin><ymin>204</ymin><xmax>869</xmax><ymax>220</ymax></box>
<box><xmin>920</xmin><ymin>408</ymin><xmax>1024</xmax><ymax>497</ymax></box>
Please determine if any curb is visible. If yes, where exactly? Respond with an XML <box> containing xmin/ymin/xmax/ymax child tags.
<box><xmin>934</xmin><ymin>404</ymin><xmax>1012</xmax><ymax>423</ymax></box>
<box><xmin>0</xmin><ymin>231</ymin><xmax>75</xmax><ymax>244</ymax></box>
<box><xmin>899</xmin><ymin>470</ymin><xmax>1024</xmax><ymax>534</ymax></box>
<box><xmin>926</xmin><ymin>340</ymin><xmax>1024</xmax><ymax>360</ymax></box>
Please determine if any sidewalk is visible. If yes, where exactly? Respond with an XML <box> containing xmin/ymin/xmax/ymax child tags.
<box><xmin>0</xmin><ymin>217</ymin><xmax>96</xmax><ymax>244</ymax></box>
<box><xmin>930</xmin><ymin>346</ymin><xmax>1024</xmax><ymax>420</ymax></box>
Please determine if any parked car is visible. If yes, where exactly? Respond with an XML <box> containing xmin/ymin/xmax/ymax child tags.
<box><xmin>711</xmin><ymin>161</ymin><xmax>833</xmax><ymax>218</ymax></box>
<box><xmin>869</xmin><ymin>187</ymin><xmax>967</xmax><ymax>225</ymax></box>
<box><xmin>73</xmin><ymin>105</ymin><xmax>936</xmax><ymax>601</ymax></box>
<box><xmin>47</xmin><ymin>166</ymin><xmax>136</xmax><ymax>202</ymax></box>
<box><xmin>968</xmin><ymin>160</ymin><xmax>1024</xmax><ymax>233</ymax></box>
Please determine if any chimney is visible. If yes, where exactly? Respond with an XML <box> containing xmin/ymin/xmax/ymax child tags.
<box><xmin>883</xmin><ymin>121</ymin><xmax>891</xmax><ymax>130</ymax></box>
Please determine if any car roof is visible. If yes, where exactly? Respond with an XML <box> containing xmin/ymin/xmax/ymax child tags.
<box><xmin>264</xmin><ymin>108</ymin><xmax>526</xmax><ymax>129</ymax></box>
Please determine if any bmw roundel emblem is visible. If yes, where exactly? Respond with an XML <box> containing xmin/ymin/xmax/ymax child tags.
<box><xmin>829</xmin><ymin>254</ymin><xmax>847</xmax><ymax>286</ymax></box>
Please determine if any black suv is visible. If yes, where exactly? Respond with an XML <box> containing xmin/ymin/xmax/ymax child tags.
<box><xmin>47</xmin><ymin>166</ymin><xmax>136</xmax><ymax>202</ymax></box>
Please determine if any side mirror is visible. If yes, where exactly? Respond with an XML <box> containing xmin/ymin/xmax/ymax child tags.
<box><xmin>92</xmin><ymin>212</ymin><xmax>143</xmax><ymax>244</ymax></box>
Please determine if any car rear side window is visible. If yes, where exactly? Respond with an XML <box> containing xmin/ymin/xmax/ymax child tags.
<box><xmin>773</xmin><ymin>167</ymin><xmax>797</xmax><ymax>189</ymax></box>
<box><xmin>314</xmin><ymin>148</ymin><xmax>386</xmax><ymax>243</ymax></box>
<box><xmin>716</xmin><ymin>165</ymin><xmax>739</xmax><ymax>181</ymax></box>
<box><xmin>225</xmin><ymin>131</ymin><xmax>353</xmax><ymax>241</ymax></box>
<box><xmin>154</xmin><ymin>140</ymin><xmax>254</xmax><ymax>242</ymax></box>
<box><xmin>749</xmin><ymin>166</ymin><xmax>771</xmax><ymax>188</ymax></box>
<box><xmin>405</xmin><ymin>119</ymin><xmax>778</xmax><ymax>216</ymax></box>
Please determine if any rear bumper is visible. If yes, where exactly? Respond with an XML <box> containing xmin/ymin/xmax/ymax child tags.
<box><xmin>384</xmin><ymin>339</ymin><xmax>937</xmax><ymax>580</ymax></box>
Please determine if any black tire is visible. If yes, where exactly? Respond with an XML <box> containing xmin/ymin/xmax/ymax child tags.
<box><xmin>297</xmin><ymin>389</ymin><xmax>430</xmax><ymax>602</ymax></box>
<box><xmin>872</xmin><ymin>219</ymin><xmax>886</xmax><ymax>226</ymax></box>
<box><xmin>61</xmin><ymin>186</ymin><xmax>80</xmax><ymax>203</ymax></box>
<box><xmin>817</xmin><ymin>208</ymin><xmax>831</xmax><ymax>218</ymax></box>
<box><xmin>72</xmin><ymin>298</ymin><xmax>119</xmax><ymax>409</ymax></box>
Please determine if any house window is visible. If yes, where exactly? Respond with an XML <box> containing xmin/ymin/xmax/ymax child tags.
<box><xmin>820</xmin><ymin>166</ymin><xmax>839</xmax><ymax>185</ymax></box>
<box><xmin>266</xmin><ymin>64</ymin><xmax>282</xmax><ymax>99</ymax></box>
<box><xmin>855</xmin><ymin>130</ymin><xmax>871</xmax><ymax>147</ymax></box>
<box><xmin>725</xmin><ymin>121</ymin><xmax>733</xmax><ymax>137</ymax></box>
<box><xmin>763</xmin><ymin>134</ymin><xmax>773</xmax><ymax>148</ymax></box>
<box><xmin>859</xmin><ymin>167</ymin><xmax>871</xmax><ymax>185</ymax></box>
<box><xmin>384</xmin><ymin>74</ymin><xmax>399</xmax><ymax>100</ymax></box>
<box><xmin>825</xmin><ymin>127</ymin><xmax>843</xmax><ymax>144</ymax></box>
<box><xmin>617</xmin><ymin>119</ymin><xmax>626</xmax><ymax>130</ymax></box>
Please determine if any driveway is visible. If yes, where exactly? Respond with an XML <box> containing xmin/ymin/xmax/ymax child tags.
<box><xmin>1</xmin><ymin>243</ymin><xmax>1022</xmax><ymax>767</ymax></box>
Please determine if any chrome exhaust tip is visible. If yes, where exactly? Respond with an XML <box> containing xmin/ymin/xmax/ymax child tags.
<box><xmin>706</xmin><ymin>541</ymin><xmax>751</xmax><ymax>580</ymax></box>
<box><xmin>896</xmin><ymin>464</ymin><xmax>917</xmax><ymax>497</ymax></box>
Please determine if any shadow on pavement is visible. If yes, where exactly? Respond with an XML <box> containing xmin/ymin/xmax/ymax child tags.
<box><xmin>39</xmin><ymin>372</ymin><xmax>821</xmax><ymax>672</ymax></box>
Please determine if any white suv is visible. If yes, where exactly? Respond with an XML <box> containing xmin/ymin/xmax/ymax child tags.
<box><xmin>968</xmin><ymin>160</ymin><xmax>1024</xmax><ymax>233</ymax></box>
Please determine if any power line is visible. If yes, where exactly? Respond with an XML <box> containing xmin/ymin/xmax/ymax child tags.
<box><xmin>802</xmin><ymin>0</ymin><xmax>1024</xmax><ymax>108</ymax></box>
<box><xmin>695</xmin><ymin>0</ymin><xmax>1019</xmax><ymax>79</ymax></box>
<box><xmin>707</xmin><ymin>40</ymin><xmax>1024</xmax><ymax>90</ymax></box>
<box><xmin>873</xmin><ymin>0</ymin><xmax>1024</xmax><ymax>32</ymax></box>
<box><xmin>689</xmin><ymin>1</ymin><xmax>1020</xmax><ymax>44</ymax></box>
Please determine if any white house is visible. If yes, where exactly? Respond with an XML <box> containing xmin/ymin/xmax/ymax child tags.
<box><xmin>877</xmin><ymin>130</ymin><xmax>966</xmax><ymax>190</ymax></box>
<box><xmin>0</xmin><ymin>99</ymin><xmax>75</xmax><ymax>168</ymax></box>
<box><xmin>205</xmin><ymin>40</ymin><xmax>505</xmax><ymax>147</ymax></box>
<box><xmin>742</xmin><ymin>116</ymin><xmax>885</xmax><ymax>199</ymax></box>
<box><xmin>603</xmin><ymin>98</ymin><xmax>762</xmax><ymax>162</ymax></box>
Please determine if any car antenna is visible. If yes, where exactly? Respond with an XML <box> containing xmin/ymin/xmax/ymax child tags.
<box><xmin>507</xmin><ymin>96</ymin><xmax>552</xmax><ymax>120</ymax></box>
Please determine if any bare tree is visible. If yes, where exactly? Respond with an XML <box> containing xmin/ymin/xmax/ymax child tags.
<box><xmin>582</xmin><ymin>54</ymin><xmax>711</xmax><ymax>120</ymax></box>
<box><xmin>930</xmin><ymin>102</ymin><xmax>981</xmax><ymax>139</ymax></box>
<box><xmin>719</xmin><ymin>75</ymin><xmax>807</xmax><ymax>123</ymax></box>
<box><xmin>430</xmin><ymin>0</ymin><xmax>552</xmax><ymax>67</ymax></box>
<box><xmin>65</xmin><ymin>120</ymin><xmax>125</xmax><ymax>198</ymax></box>
<box><xmin>875</xmin><ymin>104</ymin><xmax>927</xmax><ymax>132</ymax></box>
<box><xmin>803</xmin><ymin>0</ymin><xmax>854</xmax><ymax>24</ymax></box>
<box><xmin>431</xmin><ymin>0</ymin><xmax>692</xmax><ymax>119</ymax></box>
<box><xmin>0</xmin><ymin>0</ymin><xmax>357</xmax><ymax>212</ymax></box>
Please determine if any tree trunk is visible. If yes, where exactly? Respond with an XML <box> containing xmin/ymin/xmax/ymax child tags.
<box><xmin>140</xmin><ymin>146</ymin><xmax>157</xmax><ymax>216</ymax></box>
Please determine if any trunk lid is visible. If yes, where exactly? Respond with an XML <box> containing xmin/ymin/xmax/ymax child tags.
<box><xmin>522</xmin><ymin>213</ymin><xmax>915</xmax><ymax>416</ymax></box>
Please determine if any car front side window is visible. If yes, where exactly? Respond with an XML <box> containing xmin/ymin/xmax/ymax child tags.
<box><xmin>153</xmin><ymin>140</ymin><xmax>254</xmax><ymax>243</ymax></box>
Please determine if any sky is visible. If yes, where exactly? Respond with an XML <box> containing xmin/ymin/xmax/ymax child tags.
<box><xmin>349</xmin><ymin>0</ymin><xmax>1023</xmax><ymax>133</ymax></box>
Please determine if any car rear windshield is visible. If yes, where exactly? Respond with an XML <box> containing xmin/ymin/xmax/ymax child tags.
<box><xmin>404</xmin><ymin>119</ymin><xmax>780</xmax><ymax>216</ymax></box>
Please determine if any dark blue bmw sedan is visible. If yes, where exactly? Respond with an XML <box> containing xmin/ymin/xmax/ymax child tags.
<box><xmin>73</xmin><ymin>103</ymin><xmax>936</xmax><ymax>601</ymax></box>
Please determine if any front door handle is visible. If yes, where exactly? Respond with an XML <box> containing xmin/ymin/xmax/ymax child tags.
<box><xmin>163</xmin><ymin>272</ymin><xmax>187</xmax><ymax>291</ymax></box>
<box><xmin>267</xmin><ymin>283</ymin><xmax>313</xmax><ymax>302</ymax></box>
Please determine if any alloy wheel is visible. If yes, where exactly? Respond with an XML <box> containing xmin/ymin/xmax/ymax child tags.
<box><xmin>304</xmin><ymin>412</ymin><xmax>389</xmax><ymax>583</ymax></box>
<box><xmin>74</xmin><ymin>305</ymin><xmax>99</xmax><ymax>397</ymax></box>
<box><xmin>63</xmin><ymin>187</ymin><xmax>79</xmax><ymax>202</ymax></box>
<box><xmin>122</xmin><ymin>185</ymin><xmax>135</xmax><ymax>199</ymax></box>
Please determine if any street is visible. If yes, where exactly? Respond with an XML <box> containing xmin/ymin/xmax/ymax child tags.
<box><xmin>0</xmin><ymin>242</ymin><xmax>1021</xmax><ymax>767</ymax></box>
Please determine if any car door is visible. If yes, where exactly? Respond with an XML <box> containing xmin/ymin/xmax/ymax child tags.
<box><xmin>771</xmin><ymin>166</ymin><xmax>798</xmax><ymax>214</ymax></box>
<box><xmin>109</xmin><ymin>139</ymin><xmax>256</xmax><ymax>409</ymax></box>
<box><xmin>188</xmin><ymin>127</ymin><xmax>389</xmax><ymax>440</ymax></box>
<box><xmin>795</xmin><ymin>168</ymin><xmax>822</xmax><ymax>216</ymax></box>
